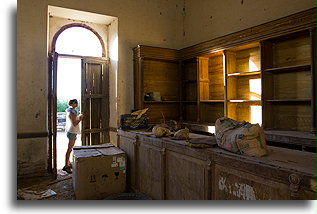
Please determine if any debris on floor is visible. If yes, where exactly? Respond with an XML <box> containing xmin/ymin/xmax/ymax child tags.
<box><xmin>17</xmin><ymin>170</ymin><xmax>75</xmax><ymax>200</ymax></box>
<box><xmin>17</xmin><ymin>188</ymin><xmax>57</xmax><ymax>200</ymax></box>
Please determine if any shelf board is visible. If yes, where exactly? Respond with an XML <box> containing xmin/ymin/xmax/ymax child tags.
<box><xmin>264</xmin><ymin>130</ymin><xmax>315</xmax><ymax>147</ymax></box>
<box><xmin>182</xmin><ymin>80</ymin><xmax>197</xmax><ymax>83</ymax></box>
<box><xmin>266</xmin><ymin>99</ymin><xmax>311</xmax><ymax>103</ymax></box>
<box><xmin>144</xmin><ymin>101</ymin><xmax>180</xmax><ymax>103</ymax></box>
<box><xmin>228</xmin><ymin>99</ymin><xmax>261</xmax><ymax>103</ymax></box>
<box><xmin>227</xmin><ymin>70</ymin><xmax>261</xmax><ymax>77</ymax></box>
<box><xmin>181</xmin><ymin>101</ymin><xmax>197</xmax><ymax>103</ymax></box>
<box><xmin>200</xmin><ymin>100</ymin><xmax>224</xmax><ymax>103</ymax></box>
<box><xmin>264</xmin><ymin>64</ymin><xmax>311</xmax><ymax>73</ymax></box>
<box><xmin>144</xmin><ymin>80</ymin><xmax>179</xmax><ymax>83</ymax></box>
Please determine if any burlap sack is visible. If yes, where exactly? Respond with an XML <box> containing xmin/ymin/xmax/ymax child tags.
<box><xmin>215</xmin><ymin>117</ymin><xmax>268</xmax><ymax>157</ymax></box>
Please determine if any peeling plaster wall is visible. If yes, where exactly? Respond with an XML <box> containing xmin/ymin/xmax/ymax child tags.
<box><xmin>17</xmin><ymin>0</ymin><xmax>183</xmax><ymax>177</ymax></box>
<box><xmin>17</xmin><ymin>1</ymin><xmax>49</xmax><ymax>177</ymax></box>
<box><xmin>182</xmin><ymin>0</ymin><xmax>316</xmax><ymax>47</ymax></box>
<box><xmin>17</xmin><ymin>138</ymin><xmax>48</xmax><ymax>177</ymax></box>
<box><xmin>17</xmin><ymin>1</ymin><xmax>48</xmax><ymax>133</ymax></box>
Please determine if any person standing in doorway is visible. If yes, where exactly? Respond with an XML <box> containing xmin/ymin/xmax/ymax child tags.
<box><xmin>62</xmin><ymin>99</ymin><xmax>83</xmax><ymax>174</ymax></box>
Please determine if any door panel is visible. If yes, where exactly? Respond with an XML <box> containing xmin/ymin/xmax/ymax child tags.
<box><xmin>81</xmin><ymin>57</ymin><xmax>110</xmax><ymax>145</ymax></box>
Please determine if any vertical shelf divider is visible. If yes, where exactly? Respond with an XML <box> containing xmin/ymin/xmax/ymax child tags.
<box><xmin>310</xmin><ymin>28</ymin><xmax>316</xmax><ymax>133</ymax></box>
<box><xmin>196</xmin><ymin>57</ymin><xmax>200</xmax><ymax>122</ymax></box>
<box><xmin>178</xmin><ymin>60</ymin><xmax>183</xmax><ymax>122</ymax></box>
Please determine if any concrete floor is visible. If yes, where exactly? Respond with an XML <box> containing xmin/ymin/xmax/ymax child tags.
<box><xmin>17</xmin><ymin>170</ymin><xmax>75</xmax><ymax>200</ymax></box>
<box><xmin>17</xmin><ymin>132</ymin><xmax>135</xmax><ymax>200</ymax></box>
<box><xmin>17</xmin><ymin>131</ymin><xmax>81</xmax><ymax>200</ymax></box>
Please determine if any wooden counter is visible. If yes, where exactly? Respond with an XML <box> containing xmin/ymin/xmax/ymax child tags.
<box><xmin>117</xmin><ymin>129</ymin><xmax>316</xmax><ymax>200</ymax></box>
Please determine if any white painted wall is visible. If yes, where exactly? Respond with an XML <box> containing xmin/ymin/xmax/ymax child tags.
<box><xmin>182</xmin><ymin>0</ymin><xmax>316</xmax><ymax>47</ymax></box>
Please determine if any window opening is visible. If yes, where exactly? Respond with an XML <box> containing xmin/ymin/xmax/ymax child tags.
<box><xmin>55</xmin><ymin>26</ymin><xmax>102</xmax><ymax>57</ymax></box>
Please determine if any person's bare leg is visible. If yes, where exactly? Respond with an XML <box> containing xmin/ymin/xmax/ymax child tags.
<box><xmin>65</xmin><ymin>139</ymin><xmax>76</xmax><ymax>166</ymax></box>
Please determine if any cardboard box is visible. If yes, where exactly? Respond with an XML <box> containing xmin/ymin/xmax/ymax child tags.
<box><xmin>72</xmin><ymin>143</ymin><xmax>126</xmax><ymax>200</ymax></box>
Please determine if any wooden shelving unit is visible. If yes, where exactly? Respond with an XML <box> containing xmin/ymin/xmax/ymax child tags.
<box><xmin>133</xmin><ymin>45</ymin><xmax>181</xmax><ymax>124</ymax></box>
<box><xmin>264</xmin><ymin>64</ymin><xmax>311</xmax><ymax>73</ymax></box>
<box><xmin>133</xmin><ymin>9</ymin><xmax>316</xmax><ymax>151</ymax></box>
<box><xmin>266</xmin><ymin>99</ymin><xmax>311</xmax><ymax>103</ymax></box>
<box><xmin>179</xmin><ymin>52</ymin><xmax>226</xmax><ymax>124</ymax></box>
<box><xmin>198</xmin><ymin>51</ymin><xmax>225</xmax><ymax>124</ymax></box>
<box><xmin>200</xmin><ymin>100</ymin><xmax>225</xmax><ymax>103</ymax></box>
<box><xmin>227</xmin><ymin>71</ymin><xmax>261</xmax><ymax>76</ymax></box>
<box><xmin>261</xmin><ymin>30</ymin><xmax>314</xmax><ymax>134</ymax></box>
<box><xmin>179</xmin><ymin>58</ymin><xmax>198</xmax><ymax>122</ymax></box>
<box><xmin>144</xmin><ymin>101</ymin><xmax>180</xmax><ymax>103</ymax></box>
<box><xmin>225</xmin><ymin>43</ymin><xmax>262</xmax><ymax>124</ymax></box>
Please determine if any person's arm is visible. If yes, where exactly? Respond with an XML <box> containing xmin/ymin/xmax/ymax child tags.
<box><xmin>70</xmin><ymin>113</ymin><xmax>83</xmax><ymax>126</ymax></box>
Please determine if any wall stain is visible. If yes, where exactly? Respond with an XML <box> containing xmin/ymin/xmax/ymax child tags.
<box><xmin>35</xmin><ymin>112</ymin><xmax>40</xmax><ymax>118</ymax></box>
<box><xmin>182</xmin><ymin>0</ymin><xmax>186</xmax><ymax>38</ymax></box>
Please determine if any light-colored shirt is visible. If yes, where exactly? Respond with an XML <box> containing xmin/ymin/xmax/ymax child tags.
<box><xmin>65</xmin><ymin>107</ymin><xmax>81</xmax><ymax>134</ymax></box>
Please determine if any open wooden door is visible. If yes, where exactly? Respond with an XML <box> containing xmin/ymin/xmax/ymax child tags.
<box><xmin>48</xmin><ymin>52</ymin><xmax>58</xmax><ymax>177</ymax></box>
<box><xmin>81</xmin><ymin>57</ymin><xmax>110</xmax><ymax>146</ymax></box>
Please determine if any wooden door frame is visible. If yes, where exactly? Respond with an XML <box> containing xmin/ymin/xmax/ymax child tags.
<box><xmin>48</xmin><ymin>52</ymin><xmax>58</xmax><ymax>176</ymax></box>
<box><xmin>48</xmin><ymin>54</ymin><xmax>110</xmax><ymax>173</ymax></box>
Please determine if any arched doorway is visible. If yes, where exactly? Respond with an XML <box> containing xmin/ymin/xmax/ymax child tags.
<box><xmin>48</xmin><ymin>25</ymin><xmax>110</xmax><ymax>173</ymax></box>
